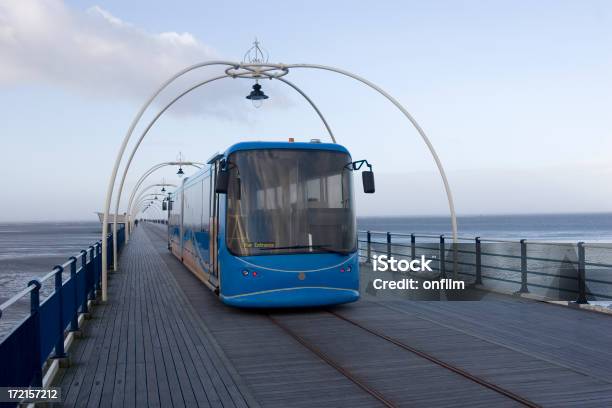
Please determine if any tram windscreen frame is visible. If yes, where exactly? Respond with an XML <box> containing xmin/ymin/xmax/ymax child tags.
<box><xmin>225</xmin><ymin>148</ymin><xmax>356</xmax><ymax>256</ymax></box>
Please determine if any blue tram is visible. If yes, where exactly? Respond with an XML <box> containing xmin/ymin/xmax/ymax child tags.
<box><xmin>167</xmin><ymin>140</ymin><xmax>374</xmax><ymax>308</ymax></box>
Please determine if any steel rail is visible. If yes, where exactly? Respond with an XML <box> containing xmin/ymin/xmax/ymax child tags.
<box><xmin>267</xmin><ymin>314</ymin><xmax>397</xmax><ymax>408</ymax></box>
<box><xmin>328</xmin><ymin>310</ymin><xmax>541</xmax><ymax>408</ymax></box>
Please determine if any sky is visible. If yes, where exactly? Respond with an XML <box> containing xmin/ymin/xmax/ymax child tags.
<box><xmin>0</xmin><ymin>0</ymin><xmax>611</xmax><ymax>221</ymax></box>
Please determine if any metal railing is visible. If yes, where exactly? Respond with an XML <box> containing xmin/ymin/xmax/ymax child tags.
<box><xmin>0</xmin><ymin>226</ymin><xmax>125</xmax><ymax>389</ymax></box>
<box><xmin>141</xmin><ymin>219</ymin><xmax>167</xmax><ymax>225</ymax></box>
<box><xmin>358</xmin><ymin>230</ymin><xmax>612</xmax><ymax>303</ymax></box>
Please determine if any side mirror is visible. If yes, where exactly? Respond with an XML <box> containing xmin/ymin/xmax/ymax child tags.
<box><xmin>215</xmin><ymin>170</ymin><xmax>229</xmax><ymax>194</ymax></box>
<box><xmin>168</xmin><ymin>200</ymin><xmax>173</xmax><ymax>211</ymax></box>
<box><xmin>162</xmin><ymin>201</ymin><xmax>167</xmax><ymax>211</ymax></box>
<box><xmin>362</xmin><ymin>171</ymin><xmax>375</xmax><ymax>193</ymax></box>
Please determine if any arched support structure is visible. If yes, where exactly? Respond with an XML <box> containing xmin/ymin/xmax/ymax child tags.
<box><xmin>101</xmin><ymin>60</ymin><xmax>456</xmax><ymax>302</ymax></box>
<box><xmin>135</xmin><ymin>198</ymin><xmax>164</xmax><ymax>218</ymax></box>
<box><xmin>124</xmin><ymin>161</ymin><xmax>203</xmax><ymax>243</ymax></box>
<box><xmin>110</xmin><ymin>72</ymin><xmax>335</xmax><ymax>274</ymax></box>
<box><xmin>130</xmin><ymin>195</ymin><xmax>172</xmax><ymax>233</ymax></box>
<box><xmin>136</xmin><ymin>200</ymin><xmax>164</xmax><ymax>221</ymax></box>
<box><xmin>133</xmin><ymin>199</ymin><xmax>165</xmax><ymax>223</ymax></box>
<box><xmin>128</xmin><ymin>183</ymin><xmax>177</xmax><ymax>223</ymax></box>
<box><xmin>129</xmin><ymin>185</ymin><xmax>176</xmax><ymax>224</ymax></box>
<box><xmin>135</xmin><ymin>194</ymin><xmax>164</xmax><ymax>204</ymax></box>
<box><xmin>285</xmin><ymin>64</ymin><xmax>457</xmax><ymax>242</ymax></box>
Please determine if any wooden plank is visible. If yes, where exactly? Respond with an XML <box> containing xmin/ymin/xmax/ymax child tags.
<box><xmin>52</xmin><ymin>225</ymin><xmax>258</xmax><ymax>408</ymax></box>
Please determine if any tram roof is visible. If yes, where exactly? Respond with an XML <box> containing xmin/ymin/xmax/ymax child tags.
<box><xmin>223</xmin><ymin>141</ymin><xmax>350</xmax><ymax>157</ymax></box>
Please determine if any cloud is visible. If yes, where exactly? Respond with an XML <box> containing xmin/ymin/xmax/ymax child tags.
<box><xmin>0</xmin><ymin>0</ymin><xmax>273</xmax><ymax>117</ymax></box>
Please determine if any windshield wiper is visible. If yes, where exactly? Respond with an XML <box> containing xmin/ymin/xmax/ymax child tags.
<box><xmin>257</xmin><ymin>244</ymin><xmax>350</xmax><ymax>255</ymax></box>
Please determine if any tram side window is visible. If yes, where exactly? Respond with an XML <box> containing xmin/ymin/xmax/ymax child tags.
<box><xmin>201</xmin><ymin>174</ymin><xmax>211</xmax><ymax>233</ymax></box>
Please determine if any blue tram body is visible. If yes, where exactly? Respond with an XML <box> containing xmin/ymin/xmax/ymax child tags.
<box><xmin>168</xmin><ymin>141</ymin><xmax>360</xmax><ymax>308</ymax></box>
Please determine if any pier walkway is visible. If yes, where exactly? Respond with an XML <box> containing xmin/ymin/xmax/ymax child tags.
<box><xmin>53</xmin><ymin>225</ymin><xmax>257</xmax><ymax>408</ymax></box>
<box><xmin>54</xmin><ymin>224</ymin><xmax>612</xmax><ymax>407</ymax></box>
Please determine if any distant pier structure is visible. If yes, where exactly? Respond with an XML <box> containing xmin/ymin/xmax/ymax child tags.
<box><xmin>96</xmin><ymin>212</ymin><xmax>128</xmax><ymax>225</ymax></box>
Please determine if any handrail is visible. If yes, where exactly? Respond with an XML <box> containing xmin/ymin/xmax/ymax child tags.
<box><xmin>0</xmin><ymin>227</ymin><xmax>125</xmax><ymax>390</ymax></box>
<box><xmin>358</xmin><ymin>228</ymin><xmax>612</xmax><ymax>303</ymax></box>
<box><xmin>357</xmin><ymin>230</ymin><xmax>612</xmax><ymax>246</ymax></box>
<box><xmin>0</xmin><ymin>285</ymin><xmax>36</xmax><ymax>313</ymax></box>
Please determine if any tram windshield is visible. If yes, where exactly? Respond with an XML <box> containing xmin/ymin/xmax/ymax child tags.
<box><xmin>225</xmin><ymin>149</ymin><xmax>356</xmax><ymax>256</ymax></box>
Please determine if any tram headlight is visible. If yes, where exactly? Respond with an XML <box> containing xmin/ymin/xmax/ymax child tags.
<box><xmin>242</xmin><ymin>269</ymin><xmax>249</xmax><ymax>277</ymax></box>
<box><xmin>340</xmin><ymin>265</ymin><xmax>352</xmax><ymax>273</ymax></box>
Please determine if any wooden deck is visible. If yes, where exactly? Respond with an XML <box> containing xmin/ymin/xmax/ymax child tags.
<box><xmin>54</xmin><ymin>223</ymin><xmax>612</xmax><ymax>407</ymax></box>
<box><xmin>53</xmin><ymin>225</ymin><xmax>258</xmax><ymax>408</ymax></box>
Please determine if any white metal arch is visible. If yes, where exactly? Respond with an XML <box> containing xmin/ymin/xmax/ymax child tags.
<box><xmin>285</xmin><ymin>64</ymin><xmax>457</xmax><ymax>241</ymax></box>
<box><xmin>135</xmin><ymin>201</ymin><xmax>165</xmax><ymax>224</ymax></box>
<box><xmin>111</xmin><ymin>73</ymin><xmax>337</xmax><ymax>271</ymax></box>
<box><xmin>135</xmin><ymin>198</ymin><xmax>163</xmax><ymax>216</ymax></box>
<box><xmin>137</xmin><ymin>201</ymin><xmax>164</xmax><ymax>220</ymax></box>
<box><xmin>129</xmin><ymin>183</ymin><xmax>177</xmax><ymax>221</ymax></box>
<box><xmin>132</xmin><ymin>194</ymin><xmax>166</xmax><ymax>213</ymax></box>
<box><xmin>136</xmin><ymin>193</ymin><xmax>164</xmax><ymax>203</ymax></box>
<box><xmin>124</xmin><ymin>161</ymin><xmax>203</xmax><ymax>243</ymax></box>
<box><xmin>134</xmin><ymin>200</ymin><xmax>164</xmax><ymax>223</ymax></box>
<box><xmin>101</xmin><ymin>60</ymin><xmax>457</xmax><ymax>301</ymax></box>
<box><xmin>131</xmin><ymin>194</ymin><xmax>162</xmax><ymax>218</ymax></box>
<box><xmin>131</xmin><ymin>197</ymin><xmax>167</xmax><ymax>228</ymax></box>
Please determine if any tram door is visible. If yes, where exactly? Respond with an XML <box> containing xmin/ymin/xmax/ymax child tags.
<box><xmin>209</xmin><ymin>161</ymin><xmax>221</xmax><ymax>284</ymax></box>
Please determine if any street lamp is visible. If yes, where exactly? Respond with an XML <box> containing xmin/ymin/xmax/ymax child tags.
<box><xmin>177</xmin><ymin>152</ymin><xmax>185</xmax><ymax>178</ymax></box>
<box><xmin>244</xmin><ymin>40</ymin><xmax>269</xmax><ymax>109</ymax></box>
<box><xmin>246</xmin><ymin>81</ymin><xmax>268</xmax><ymax>108</ymax></box>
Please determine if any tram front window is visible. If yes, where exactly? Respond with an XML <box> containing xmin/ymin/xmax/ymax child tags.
<box><xmin>226</xmin><ymin>149</ymin><xmax>356</xmax><ymax>256</ymax></box>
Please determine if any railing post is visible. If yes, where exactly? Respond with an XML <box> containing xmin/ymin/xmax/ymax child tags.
<box><xmin>475</xmin><ymin>237</ymin><xmax>482</xmax><ymax>285</ymax></box>
<box><xmin>68</xmin><ymin>256</ymin><xmax>79</xmax><ymax>332</ymax></box>
<box><xmin>366</xmin><ymin>231</ymin><xmax>372</xmax><ymax>263</ymax></box>
<box><xmin>386</xmin><ymin>232</ymin><xmax>392</xmax><ymax>258</ymax></box>
<box><xmin>80</xmin><ymin>250</ymin><xmax>89</xmax><ymax>314</ymax></box>
<box><xmin>28</xmin><ymin>279</ymin><xmax>43</xmax><ymax>386</ymax></box>
<box><xmin>97</xmin><ymin>243</ymin><xmax>103</xmax><ymax>287</ymax></box>
<box><xmin>88</xmin><ymin>246</ymin><xmax>96</xmax><ymax>301</ymax></box>
<box><xmin>52</xmin><ymin>265</ymin><xmax>67</xmax><ymax>360</ymax></box>
<box><xmin>439</xmin><ymin>235</ymin><xmax>446</xmax><ymax>278</ymax></box>
<box><xmin>107</xmin><ymin>233</ymin><xmax>114</xmax><ymax>271</ymax></box>
<box><xmin>91</xmin><ymin>245</ymin><xmax>98</xmax><ymax>294</ymax></box>
<box><xmin>576</xmin><ymin>242</ymin><xmax>588</xmax><ymax>304</ymax></box>
<box><xmin>518</xmin><ymin>239</ymin><xmax>529</xmax><ymax>293</ymax></box>
<box><xmin>410</xmin><ymin>233</ymin><xmax>416</xmax><ymax>260</ymax></box>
